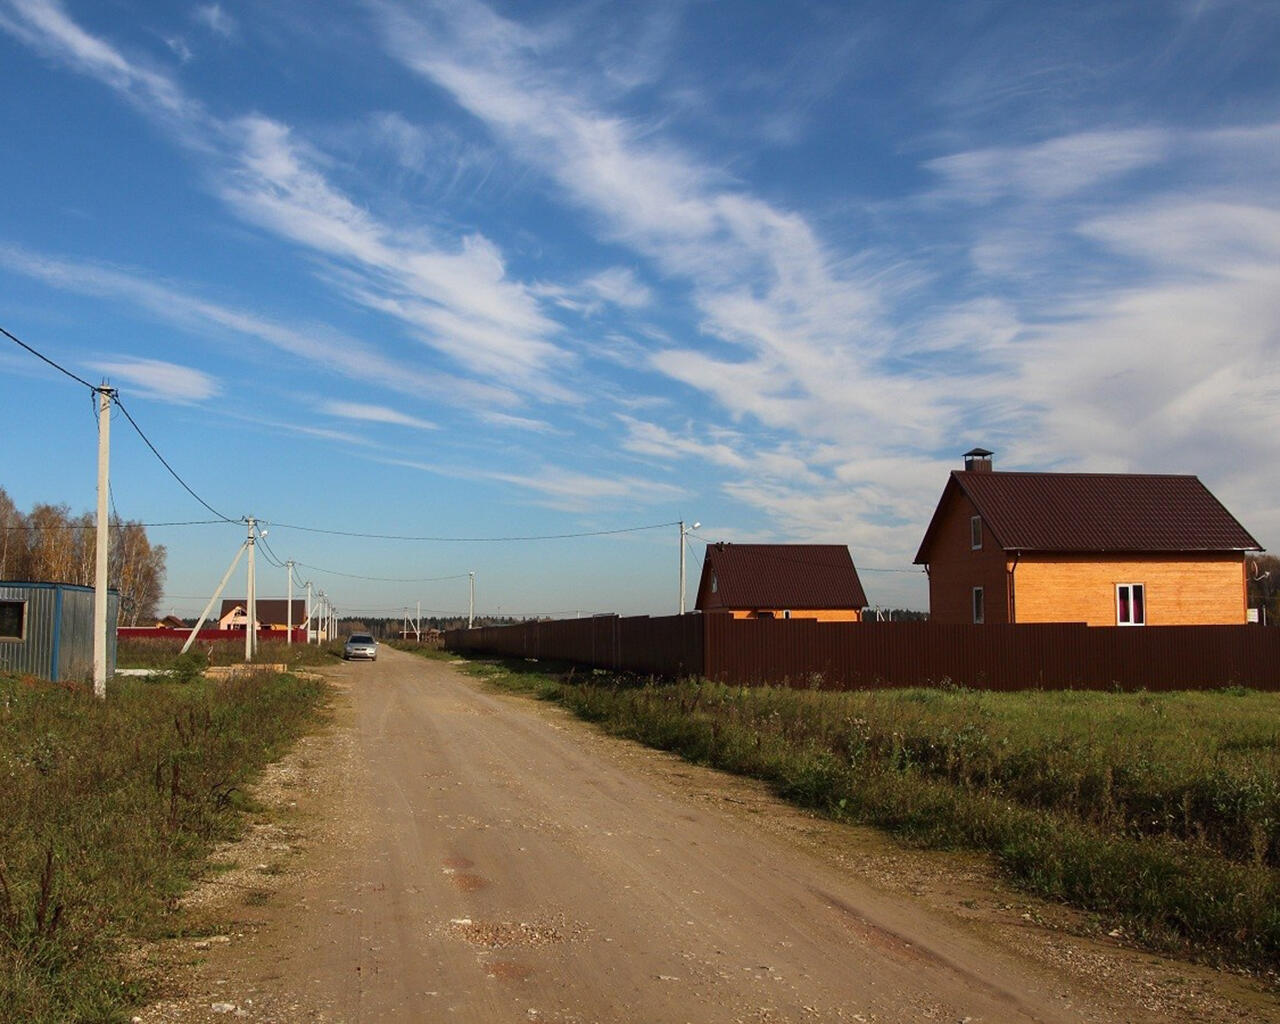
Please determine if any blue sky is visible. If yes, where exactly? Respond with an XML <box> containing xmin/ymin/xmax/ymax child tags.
<box><xmin>2</xmin><ymin>0</ymin><xmax>1278</xmax><ymax>620</ymax></box>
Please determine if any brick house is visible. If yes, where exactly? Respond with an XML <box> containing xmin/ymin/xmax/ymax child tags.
<box><xmin>695</xmin><ymin>543</ymin><xmax>868</xmax><ymax>621</ymax></box>
<box><xmin>914</xmin><ymin>449</ymin><xmax>1262</xmax><ymax>626</ymax></box>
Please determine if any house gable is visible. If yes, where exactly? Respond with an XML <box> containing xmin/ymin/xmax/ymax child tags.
<box><xmin>695</xmin><ymin>543</ymin><xmax>867</xmax><ymax>618</ymax></box>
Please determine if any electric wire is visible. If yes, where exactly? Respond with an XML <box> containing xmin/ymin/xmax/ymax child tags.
<box><xmin>265</xmin><ymin>519</ymin><xmax>680</xmax><ymax>542</ymax></box>
<box><xmin>1</xmin><ymin>324</ymin><xmax>97</xmax><ymax>390</ymax></box>
<box><xmin>291</xmin><ymin>560</ymin><xmax>472</xmax><ymax>584</ymax></box>
<box><xmin>111</xmin><ymin>394</ymin><xmax>240</xmax><ymax>524</ymax></box>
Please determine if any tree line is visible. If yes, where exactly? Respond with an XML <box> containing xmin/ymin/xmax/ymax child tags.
<box><xmin>0</xmin><ymin>486</ymin><xmax>166</xmax><ymax>625</ymax></box>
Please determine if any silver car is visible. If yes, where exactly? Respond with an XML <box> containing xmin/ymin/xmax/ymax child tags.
<box><xmin>343</xmin><ymin>633</ymin><xmax>378</xmax><ymax>661</ymax></box>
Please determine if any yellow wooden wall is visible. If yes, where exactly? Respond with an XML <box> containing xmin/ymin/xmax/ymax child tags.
<box><xmin>725</xmin><ymin>608</ymin><xmax>861</xmax><ymax>622</ymax></box>
<box><xmin>1011</xmin><ymin>554</ymin><xmax>1247</xmax><ymax>626</ymax></box>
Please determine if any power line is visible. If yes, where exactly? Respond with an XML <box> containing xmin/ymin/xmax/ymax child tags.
<box><xmin>1</xmin><ymin>324</ymin><xmax>97</xmax><ymax>390</ymax></box>
<box><xmin>111</xmin><ymin>394</ymin><xmax>239</xmax><ymax>524</ymax></box>
<box><xmin>265</xmin><ymin>519</ymin><xmax>680</xmax><ymax>542</ymax></box>
<box><xmin>292</xmin><ymin>560</ymin><xmax>472</xmax><ymax>584</ymax></box>
<box><xmin>2</xmin><ymin>519</ymin><xmax>229</xmax><ymax>531</ymax></box>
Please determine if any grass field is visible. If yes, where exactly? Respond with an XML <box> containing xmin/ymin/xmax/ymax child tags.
<box><xmin>0</xmin><ymin>668</ymin><xmax>327</xmax><ymax>1023</ymax></box>
<box><xmin>444</xmin><ymin>653</ymin><xmax>1280</xmax><ymax>973</ymax></box>
<box><xmin>117</xmin><ymin>636</ymin><xmax>339</xmax><ymax>672</ymax></box>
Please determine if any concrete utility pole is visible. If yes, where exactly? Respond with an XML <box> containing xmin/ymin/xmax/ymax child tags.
<box><xmin>416</xmin><ymin>599</ymin><xmax>422</xmax><ymax>642</ymax></box>
<box><xmin>468</xmin><ymin>571</ymin><xmax>475</xmax><ymax>629</ymax></box>
<box><xmin>305</xmin><ymin>580</ymin><xmax>313</xmax><ymax>643</ymax></box>
<box><xmin>245</xmin><ymin>517</ymin><xmax>256</xmax><ymax>662</ymax></box>
<box><xmin>93</xmin><ymin>384</ymin><xmax>115</xmax><ymax>699</ymax></box>
<box><xmin>286</xmin><ymin>560</ymin><xmax>294</xmax><ymax>646</ymax></box>
<box><xmin>181</xmin><ymin>538</ymin><xmax>248</xmax><ymax>654</ymax></box>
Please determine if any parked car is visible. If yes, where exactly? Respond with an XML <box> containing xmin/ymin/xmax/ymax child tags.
<box><xmin>343</xmin><ymin>633</ymin><xmax>377</xmax><ymax>661</ymax></box>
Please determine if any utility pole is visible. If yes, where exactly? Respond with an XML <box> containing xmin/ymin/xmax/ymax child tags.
<box><xmin>245</xmin><ymin>517</ymin><xmax>256</xmax><ymax>662</ymax></box>
<box><xmin>93</xmin><ymin>384</ymin><xmax>115</xmax><ymax>699</ymax></box>
<box><xmin>678</xmin><ymin>520</ymin><xmax>700</xmax><ymax>615</ymax></box>
<box><xmin>181</xmin><ymin>537</ymin><xmax>248</xmax><ymax>655</ymax></box>
<box><xmin>304</xmin><ymin>580</ymin><xmax>313</xmax><ymax>643</ymax></box>
<box><xmin>468</xmin><ymin>571</ymin><xmax>475</xmax><ymax>629</ymax></box>
<box><xmin>416</xmin><ymin>599</ymin><xmax>421</xmax><ymax>642</ymax></box>
<box><xmin>286</xmin><ymin>560</ymin><xmax>294</xmax><ymax>646</ymax></box>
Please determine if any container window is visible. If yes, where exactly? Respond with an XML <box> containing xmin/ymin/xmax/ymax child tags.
<box><xmin>0</xmin><ymin>600</ymin><xmax>26</xmax><ymax>642</ymax></box>
<box><xmin>972</xmin><ymin>586</ymin><xmax>984</xmax><ymax>624</ymax></box>
<box><xmin>1117</xmin><ymin>583</ymin><xmax>1146</xmax><ymax>626</ymax></box>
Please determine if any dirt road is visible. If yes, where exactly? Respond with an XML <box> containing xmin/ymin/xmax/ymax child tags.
<box><xmin>136</xmin><ymin>649</ymin><xmax>1277</xmax><ymax>1023</ymax></box>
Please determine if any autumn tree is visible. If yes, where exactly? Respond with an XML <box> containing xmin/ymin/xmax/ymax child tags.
<box><xmin>0</xmin><ymin>486</ymin><xmax>166</xmax><ymax>624</ymax></box>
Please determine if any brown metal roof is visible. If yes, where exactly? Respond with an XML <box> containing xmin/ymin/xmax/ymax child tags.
<box><xmin>696</xmin><ymin>543</ymin><xmax>868</xmax><ymax>611</ymax></box>
<box><xmin>915</xmin><ymin>471</ymin><xmax>1261</xmax><ymax>562</ymax></box>
<box><xmin>219</xmin><ymin>599</ymin><xmax>308</xmax><ymax>624</ymax></box>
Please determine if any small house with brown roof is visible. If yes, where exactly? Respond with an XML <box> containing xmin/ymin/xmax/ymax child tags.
<box><xmin>695</xmin><ymin>543</ymin><xmax>868</xmax><ymax>621</ymax></box>
<box><xmin>913</xmin><ymin>449</ymin><xmax>1262</xmax><ymax>626</ymax></box>
<box><xmin>218</xmin><ymin>599</ymin><xmax>307</xmax><ymax>632</ymax></box>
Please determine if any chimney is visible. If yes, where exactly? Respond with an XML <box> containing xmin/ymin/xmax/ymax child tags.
<box><xmin>963</xmin><ymin>447</ymin><xmax>994</xmax><ymax>473</ymax></box>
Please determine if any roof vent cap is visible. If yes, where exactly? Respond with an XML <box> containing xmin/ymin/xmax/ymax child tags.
<box><xmin>963</xmin><ymin>447</ymin><xmax>994</xmax><ymax>473</ymax></box>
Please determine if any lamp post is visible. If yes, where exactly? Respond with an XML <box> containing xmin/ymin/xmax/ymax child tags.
<box><xmin>679</xmin><ymin>520</ymin><xmax>700</xmax><ymax>614</ymax></box>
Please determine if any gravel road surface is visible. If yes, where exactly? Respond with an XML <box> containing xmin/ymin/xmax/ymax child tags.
<box><xmin>134</xmin><ymin>648</ymin><xmax>1278</xmax><ymax>1023</ymax></box>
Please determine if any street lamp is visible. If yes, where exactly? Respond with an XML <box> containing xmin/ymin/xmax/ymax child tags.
<box><xmin>679</xmin><ymin>520</ymin><xmax>701</xmax><ymax>614</ymax></box>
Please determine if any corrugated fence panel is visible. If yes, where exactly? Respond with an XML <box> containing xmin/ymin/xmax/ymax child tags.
<box><xmin>446</xmin><ymin>615</ymin><xmax>1280</xmax><ymax>691</ymax></box>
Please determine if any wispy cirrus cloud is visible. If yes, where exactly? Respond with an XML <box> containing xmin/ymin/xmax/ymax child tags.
<box><xmin>925</xmin><ymin>129</ymin><xmax>1170</xmax><ymax>204</ymax></box>
<box><xmin>324</xmin><ymin>400</ymin><xmax>436</xmax><ymax>431</ymax></box>
<box><xmin>0</xmin><ymin>0</ymin><xmax>575</xmax><ymax>403</ymax></box>
<box><xmin>90</xmin><ymin>356</ymin><xmax>220</xmax><ymax>403</ymax></box>
<box><xmin>0</xmin><ymin>243</ymin><xmax>509</xmax><ymax>409</ymax></box>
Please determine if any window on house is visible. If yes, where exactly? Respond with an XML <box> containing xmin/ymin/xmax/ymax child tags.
<box><xmin>711</xmin><ymin>573</ymin><xmax>717</xmax><ymax>594</ymax></box>
<box><xmin>970</xmin><ymin>515</ymin><xmax>982</xmax><ymax>549</ymax></box>
<box><xmin>972</xmin><ymin>586</ymin><xmax>984</xmax><ymax>624</ymax></box>
<box><xmin>0</xmin><ymin>600</ymin><xmax>26</xmax><ymax>642</ymax></box>
<box><xmin>782</xmin><ymin>610</ymin><xmax>791</xmax><ymax>619</ymax></box>
<box><xmin>1117</xmin><ymin>583</ymin><xmax>1146</xmax><ymax>626</ymax></box>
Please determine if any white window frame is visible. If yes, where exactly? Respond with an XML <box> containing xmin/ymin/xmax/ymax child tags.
<box><xmin>972</xmin><ymin>586</ymin><xmax>984</xmax><ymax>624</ymax></box>
<box><xmin>0</xmin><ymin>599</ymin><xmax>27</xmax><ymax>642</ymax></box>
<box><xmin>1116</xmin><ymin>583</ymin><xmax>1146</xmax><ymax>626</ymax></box>
<box><xmin>782</xmin><ymin>609</ymin><xmax>792</xmax><ymax>619</ymax></box>
<box><xmin>970</xmin><ymin>515</ymin><xmax>982</xmax><ymax>550</ymax></box>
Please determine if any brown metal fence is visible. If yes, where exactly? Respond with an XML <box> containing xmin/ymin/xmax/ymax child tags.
<box><xmin>447</xmin><ymin>614</ymin><xmax>703</xmax><ymax>678</ymax></box>
<box><xmin>445</xmin><ymin>615</ymin><xmax>1280</xmax><ymax>691</ymax></box>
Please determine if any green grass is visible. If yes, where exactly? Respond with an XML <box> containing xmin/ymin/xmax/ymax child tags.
<box><xmin>117</xmin><ymin>636</ymin><xmax>339</xmax><ymax>672</ymax></box>
<box><xmin>0</xmin><ymin>669</ymin><xmax>327</xmax><ymax>1023</ymax></box>
<box><xmin>441</xmin><ymin>653</ymin><xmax>1280</xmax><ymax>972</ymax></box>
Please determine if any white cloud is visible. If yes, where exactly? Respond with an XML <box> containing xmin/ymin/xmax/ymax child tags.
<box><xmin>324</xmin><ymin>401</ymin><xmax>436</xmax><ymax>431</ymax></box>
<box><xmin>582</xmin><ymin>267</ymin><xmax>651</xmax><ymax>309</ymax></box>
<box><xmin>193</xmin><ymin>4</ymin><xmax>235</xmax><ymax>39</ymax></box>
<box><xmin>90</xmin><ymin>356</ymin><xmax>220</xmax><ymax>403</ymax></box>
<box><xmin>925</xmin><ymin>129</ymin><xmax>1170</xmax><ymax>204</ymax></box>
<box><xmin>0</xmin><ymin>243</ymin><xmax>512</xmax><ymax>409</ymax></box>
<box><xmin>0</xmin><ymin>2</ymin><xmax>577</xmax><ymax>404</ymax></box>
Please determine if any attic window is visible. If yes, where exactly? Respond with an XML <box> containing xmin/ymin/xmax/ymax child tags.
<box><xmin>711</xmin><ymin>573</ymin><xmax>717</xmax><ymax>594</ymax></box>
<box><xmin>970</xmin><ymin>516</ymin><xmax>982</xmax><ymax>550</ymax></box>
<box><xmin>0</xmin><ymin>600</ymin><xmax>26</xmax><ymax>642</ymax></box>
<box><xmin>972</xmin><ymin>587</ymin><xmax>984</xmax><ymax>624</ymax></box>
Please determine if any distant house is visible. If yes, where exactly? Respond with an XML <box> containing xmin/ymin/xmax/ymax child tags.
<box><xmin>218</xmin><ymin>599</ymin><xmax>307</xmax><ymax>632</ymax></box>
<box><xmin>913</xmin><ymin>448</ymin><xmax>1262</xmax><ymax>626</ymax></box>
<box><xmin>695</xmin><ymin>543</ymin><xmax>868</xmax><ymax>621</ymax></box>
<box><xmin>155</xmin><ymin>614</ymin><xmax>186</xmax><ymax>629</ymax></box>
